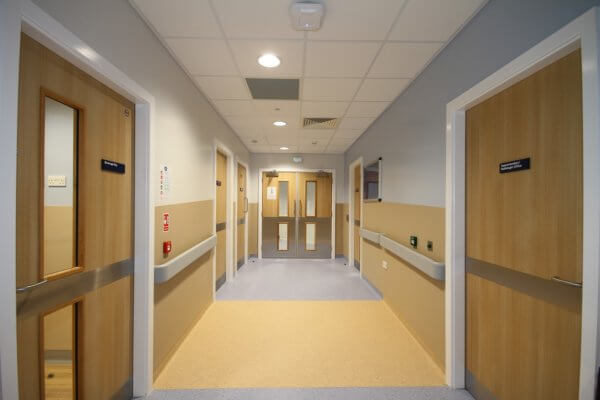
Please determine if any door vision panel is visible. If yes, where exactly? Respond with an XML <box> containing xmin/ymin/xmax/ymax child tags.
<box><xmin>466</xmin><ymin>49</ymin><xmax>582</xmax><ymax>400</ymax></box>
<box><xmin>16</xmin><ymin>34</ymin><xmax>134</xmax><ymax>399</ymax></box>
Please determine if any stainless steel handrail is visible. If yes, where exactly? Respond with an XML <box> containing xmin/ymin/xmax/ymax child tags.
<box><xmin>16</xmin><ymin>279</ymin><xmax>48</xmax><ymax>293</ymax></box>
<box><xmin>154</xmin><ymin>234</ymin><xmax>217</xmax><ymax>284</ymax></box>
<box><xmin>551</xmin><ymin>276</ymin><xmax>582</xmax><ymax>288</ymax></box>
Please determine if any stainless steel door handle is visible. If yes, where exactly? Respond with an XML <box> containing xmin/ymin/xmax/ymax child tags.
<box><xmin>16</xmin><ymin>279</ymin><xmax>48</xmax><ymax>293</ymax></box>
<box><xmin>551</xmin><ymin>276</ymin><xmax>582</xmax><ymax>288</ymax></box>
<box><xmin>244</xmin><ymin>197</ymin><xmax>248</xmax><ymax>213</ymax></box>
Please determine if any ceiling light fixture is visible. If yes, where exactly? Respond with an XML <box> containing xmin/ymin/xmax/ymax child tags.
<box><xmin>280</xmin><ymin>146</ymin><xmax>289</xmax><ymax>151</ymax></box>
<box><xmin>273</xmin><ymin>121</ymin><xmax>287</xmax><ymax>127</ymax></box>
<box><xmin>258</xmin><ymin>53</ymin><xmax>281</xmax><ymax>68</ymax></box>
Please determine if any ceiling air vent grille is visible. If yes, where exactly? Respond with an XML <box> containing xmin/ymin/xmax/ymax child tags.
<box><xmin>302</xmin><ymin>117</ymin><xmax>339</xmax><ymax>129</ymax></box>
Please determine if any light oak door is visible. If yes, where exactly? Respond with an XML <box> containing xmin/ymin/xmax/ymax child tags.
<box><xmin>16</xmin><ymin>34</ymin><xmax>134</xmax><ymax>400</ymax></box>
<box><xmin>262</xmin><ymin>171</ymin><xmax>332</xmax><ymax>258</ymax></box>
<box><xmin>236</xmin><ymin>163</ymin><xmax>247</xmax><ymax>270</ymax></box>
<box><xmin>353</xmin><ymin>165</ymin><xmax>361</xmax><ymax>269</ymax></box>
<box><xmin>216</xmin><ymin>151</ymin><xmax>228</xmax><ymax>289</ymax></box>
<box><xmin>465</xmin><ymin>49</ymin><xmax>582</xmax><ymax>400</ymax></box>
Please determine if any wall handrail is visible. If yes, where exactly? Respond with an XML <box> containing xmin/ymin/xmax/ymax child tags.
<box><xmin>154</xmin><ymin>234</ymin><xmax>217</xmax><ymax>284</ymax></box>
<box><xmin>359</xmin><ymin>228</ymin><xmax>445</xmax><ymax>281</ymax></box>
<box><xmin>359</xmin><ymin>228</ymin><xmax>381</xmax><ymax>244</ymax></box>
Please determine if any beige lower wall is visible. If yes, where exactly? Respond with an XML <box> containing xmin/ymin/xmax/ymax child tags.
<box><xmin>154</xmin><ymin>200</ymin><xmax>214</xmax><ymax>378</ymax></box>
<box><xmin>248</xmin><ymin>203</ymin><xmax>258</xmax><ymax>256</ymax></box>
<box><xmin>362</xmin><ymin>201</ymin><xmax>445</xmax><ymax>369</ymax></box>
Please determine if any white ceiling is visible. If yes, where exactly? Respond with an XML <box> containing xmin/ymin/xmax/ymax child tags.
<box><xmin>132</xmin><ymin>0</ymin><xmax>485</xmax><ymax>154</ymax></box>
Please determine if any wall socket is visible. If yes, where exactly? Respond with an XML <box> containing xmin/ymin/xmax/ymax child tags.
<box><xmin>382</xmin><ymin>260</ymin><xmax>388</xmax><ymax>270</ymax></box>
<box><xmin>410</xmin><ymin>236</ymin><xmax>418</xmax><ymax>248</ymax></box>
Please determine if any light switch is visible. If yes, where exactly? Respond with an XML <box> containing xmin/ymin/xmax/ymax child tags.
<box><xmin>48</xmin><ymin>175</ymin><xmax>66</xmax><ymax>187</ymax></box>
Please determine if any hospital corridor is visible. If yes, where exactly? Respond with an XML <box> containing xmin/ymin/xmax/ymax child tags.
<box><xmin>0</xmin><ymin>0</ymin><xmax>599</xmax><ymax>399</ymax></box>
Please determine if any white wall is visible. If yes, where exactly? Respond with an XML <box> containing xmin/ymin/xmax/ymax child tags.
<box><xmin>249</xmin><ymin>153</ymin><xmax>345</xmax><ymax>203</ymax></box>
<box><xmin>32</xmin><ymin>0</ymin><xmax>250</xmax><ymax>206</ymax></box>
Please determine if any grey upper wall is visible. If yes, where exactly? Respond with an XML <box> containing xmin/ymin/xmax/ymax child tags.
<box><xmin>33</xmin><ymin>0</ymin><xmax>250</xmax><ymax>205</ymax></box>
<box><xmin>346</xmin><ymin>0</ymin><xmax>599</xmax><ymax>208</ymax></box>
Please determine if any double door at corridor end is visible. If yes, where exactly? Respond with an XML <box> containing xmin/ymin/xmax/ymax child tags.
<box><xmin>262</xmin><ymin>171</ymin><xmax>332</xmax><ymax>258</ymax></box>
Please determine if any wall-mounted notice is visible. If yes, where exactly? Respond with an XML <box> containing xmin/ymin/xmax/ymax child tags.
<box><xmin>267</xmin><ymin>186</ymin><xmax>277</xmax><ymax>200</ymax></box>
<box><xmin>160</xmin><ymin>164</ymin><xmax>170</xmax><ymax>200</ymax></box>
<box><xmin>162</xmin><ymin>212</ymin><xmax>170</xmax><ymax>232</ymax></box>
<box><xmin>47</xmin><ymin>175</ymin><xmax>67</xmax><ymax>187</ymax></box>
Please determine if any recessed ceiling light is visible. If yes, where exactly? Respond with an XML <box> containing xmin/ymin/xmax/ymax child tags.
<box><xmin>280</xmin><ymin>146</ymin><xmax>289</xmax><ymax>151</ymax></box>
<box><xmin>273</xmin><ymin>121</ymin><xmax>287</xmax><ymax>127</ymax></box>
<box><xmin>258</xmin><ymin>53</ymin><xmax>281</xmax><ymax>68</ymax></box>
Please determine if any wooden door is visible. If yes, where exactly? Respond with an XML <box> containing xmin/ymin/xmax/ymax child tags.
<box><xmin>297</xmin><ymin>172</ymin><xmax>332</xmax><ymax>258</ymax></box>
<box><xmin>16</xmin><ymin>34</ymin><xmax>133</xmax><ymax>399</ymax></box>
<box><xmin>465</xmin><ymin>49</ymin><xmax>582</xmax><ymax>400</ymax></box>
<box><xmin>237</xmin><ymin>163</ymin><xmax>247</xmax><ymax>269</ymax></box>
<box><xmin>261</xmin><ymin>172</ymin><xmax>298</xmax><ymax>258</ymax></box>
<box><xmin>353</xmin><ymin>165</ymin><xmax>361</xmax><ymax>269</ymax></box>
<box><xmin>216</xmin><ymin>151</ymin><xmax>227</xmax><ymax>289</ymax></box>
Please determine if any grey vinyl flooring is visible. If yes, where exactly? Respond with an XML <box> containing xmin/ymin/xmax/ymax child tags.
<box><xmin>147</xmin><ymin>387</ymin><xmax>475</xmax><ymax>400</ymax></box>
<box><xmin>216</xmin><ymin>257</ymin><xmax>381</xmax><ymax>300</ymax></box>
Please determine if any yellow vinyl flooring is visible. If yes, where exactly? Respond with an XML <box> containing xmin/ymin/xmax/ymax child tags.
<box><xmin>154</xmin><ymin>301</ymin><xmax>445</xmax><ymax>389</ymax></box>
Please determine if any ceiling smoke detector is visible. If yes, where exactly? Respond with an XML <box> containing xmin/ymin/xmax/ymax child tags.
<box><xmin>290</xmin><ymin>2</ymin><xmax>325</xmax><ymax>31</ymax></box>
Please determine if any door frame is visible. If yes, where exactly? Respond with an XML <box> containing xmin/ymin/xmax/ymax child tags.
<box><xmin>235</xmin><ymin>158</ymin><xmax>250</xmax><ymax>270</ymax></box>
<box><xmin>213</xmin><ymin>141</ymin><xmax>236</xmax><ymax>284</ymax></box>
<box><xmin>0</xmin><ymin>1</ymin><xmax>155</xmax><ymax>398</ymax></box>
<box><xmin>258</xmin><ymin>167</ymin><xmax>336</xmax><ymax>259</ymax></box>
<box><xmin>348</xmin><ymin>157</ymin><xmax>363</xmax><ymax>275</ymax></box>
<box><xmin>445</xmin><ymin>7</ymin><xmax>600</xmax><ymax>399</ymax></box>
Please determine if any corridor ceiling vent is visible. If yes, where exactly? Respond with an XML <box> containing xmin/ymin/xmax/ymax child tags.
<box><xmin>302</xmin><ymin>117</ymin><xmax>339</xmax><ymax>129</ymax></box>
<box><xmin>290</xmin><ymin>2</ymin><xmax>325</xmax><ymax>31</ymax></box>
<box><xmin>246</xmin><ymin>78</ymin><xmax>299</xmax><ymax>100</ymax></box>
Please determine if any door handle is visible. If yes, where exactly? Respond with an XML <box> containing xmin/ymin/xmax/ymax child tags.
<box><xmin>244</xmin><ymin>197</ymin><xmax>248</xmax><ymax>213</ymax></box>
<box><xmin>16</xmin><ymin>279</ymin><xmax>48</xmax><ymax>293</ymax></box>
<box><xmin>551</xmin><ymin>276</ymin><xmax>582</xmax><ymax>288</ymax></box>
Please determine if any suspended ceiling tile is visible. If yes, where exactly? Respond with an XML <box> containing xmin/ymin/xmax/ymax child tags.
<box><xmin>369</xmin><ymin>42</ymin><xmax>443</xmax><ymax>78</ymax></box>
<box><xmin>301</xmin><ymin>101</ymin><xmax>349</xmax><ymax>117</ymax></box>
<box><xmin>166</xmin><ymin>38</ymin><xmax>237</xmax><ymax>75</ymax></box>
<box><xmin>253</xmin><ymin>100</ymin><xmax>300</xmax><ymax>116</ymax></box>
<box><xmin>305</xmin><ymin>41</ymin><xmax>381</xmax><ymax>78</ymax></box>
<box><xmin>345</xmin><ymin>101</ymin><xmax>390</xmax><ymax>117</ymax></box>
<box><xmin>297</xmin><ymin>128</ymin><xmax>336</xmax><ymax>140</ymax></box>
<box><xmin>303</xmin><ymin>78</ymin><xmax>362</xmax><ymax>101</ymax></box>
<box><xmin>339</xmin><ymin>117</ymin><xmax>375</xmax><ymax>131</ymax></box>
<box><xmin>307</xmin><ymin>0</ymin><xmax>406</xmax><ymax>41</ymax></box>
<box><xmin>132</xmin><ymin>0</ymin><xmax>221</xmax><ymax>38</ymax></box>
<box><xmin>389</xmin><ymin>0</ymin><xmax>485</xmax><ymax>42</ymax></box>
<box><xmin>194</xmin><ymin>76</ymin><xmax>250</xmax><ymax>99</ymax></box>
<box><xmin>330</xmin><ymin>137</ymin><xmax>357</xmax><ymax>146</ymax></box>
<box><xmin>213</xmin><ymin>100</ymin><xmax>255</xmax><ymax>116</ymax></box>
<box><xmin>354</xmin><ymin>78</ymin><xmax>410</xmax><ymax>101</ymax></box>
<box><xmin>212</xmin><ymin>0</ymin><xmax>304</xmax><ymax>39</ymax></box>
<box><xmin>335</xmin><ymin>129</ymin><xmax>363</xmax><ymax>139</ymax></box>
<box><xmin>229</xmin><ymin>40</ymin><xmax>304</xmax><ymax>77</ymax></box>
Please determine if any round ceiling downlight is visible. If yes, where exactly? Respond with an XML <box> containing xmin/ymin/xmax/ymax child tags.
<box><xmin>273</xmin><ymin>121</ymin><xmax>287</xmax><ymax>127</ymax></box>
<box><xmin>258</xmin><ymin>53</ymin><xmax>281</xmax><ymax>68</ymax></box>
